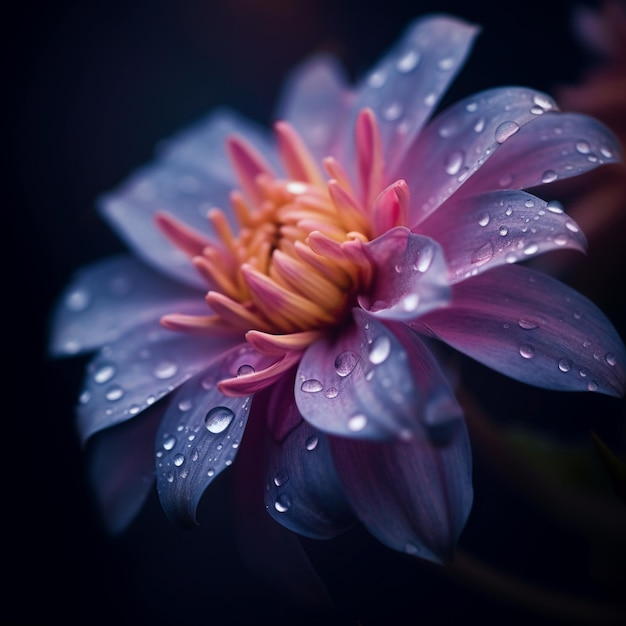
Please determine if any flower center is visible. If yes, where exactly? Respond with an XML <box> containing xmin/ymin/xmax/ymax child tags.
<box><xmin>158</xmin><ymin>109</ymin><xmax>409</xmax><ymax>351</ymax></box>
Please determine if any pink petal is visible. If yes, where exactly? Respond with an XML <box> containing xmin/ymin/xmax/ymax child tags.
<box><xmin>329</xmin><ymin>420</ymin><xmax>473</xmax><ymax>563</ymax></box>
<box><xmin>358</xmin><ymin>227</ymin><xmax>450</xmax><ymax>320</ymax></box>
<box><xmin>50</xmin><ymin>255</ymin><xmax>204</xmax><ymax>357</ymax></box>
<box><xmin>416</xmin><ymin>264</ymin><xmax>626</xmax><ymax>396</ymax></box>
<box><xmin>418</xmin><ymin>190</ymin><xmax>587</xmax><ymax>284</ymax></box>
<box><xmin>403</xmin><ymin>87</ymin><xmax>560</xmax><ymax>226</ymax></box>
<box><xmin>455</xmin><ymin>112</ymin><xmax>623</xmax><ymax>198</ymax></box>
<box><xmin>296</xmin><ymin>310</ymin><xmax>462</xmax><ymax>441</ymax></box>
<box><xmin>348</xmin><ymin>15</ymin><xmax>479</xmax><ymax>176</ymax></box>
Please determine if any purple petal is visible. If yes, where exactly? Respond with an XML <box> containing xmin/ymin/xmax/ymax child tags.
<box><xmin>403</xmin><ymin>87</ymin><xmax>560</xmax><ymax>225</ymax></box>
<box><xmin>265</xmin><ymin>396</ymin><xmax>355</xmax><ymax>539</ymax></box>
<box><xmin>274</xmin><ymin>54</ymin><xmax>350</xmax><ymax>163</ymax></box>
<box><xmin>50</xmin><ymin>255</ymin><xmax>203</xmax><ymax>357</ymax></box>
<box><xmin>348</xmin><ymin>15</ymin><xmax>479</xmax><ymax>176</ymax></box>
<box><xmin>329</xmin><ymin>420</ymin><xmax>473</xmax><ymax>563</ymax></box>
<box><xmin>416</xmin><ymin>264</ymin><xmax>626</xmax><ymax>396</ymax></box>
<box><xmin>358</xmin><ymin>227</ymin><xmax>451</xmax><ymax>320</ymax></box>
<box><xmin>99</xmin><ymin>111</ymin><xmax>278</xmax><ymax>288</ymax></box>
<box><xmin>418</xmin><ymin>190</ymin><xmax>587</xmax><ymax>283</ymax></box>
<box><xmin>77</xmin><ymin>318</ymin><xmax>239</xmax><ymax>442</ymax></box>
<box><xmin>296</xmin><ymin>310</ymin><xmax>462</xmax><ymax>441</ymax></box>
<box><xmin>155</xmin><ymin>358</ymin><xmax>257</xmax><ymax>527</ymax></box>
<box><xmin>86</xmin><ymin>402</ymin><xmax>163</xmax><ymax>533</ymax></box>
<box><xmin>454</xmin><ymin>112</ymin><xmax>623</xmax><ymax>198</ymax></box>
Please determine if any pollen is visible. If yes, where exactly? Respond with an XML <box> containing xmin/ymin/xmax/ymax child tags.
<box><xmin>157</xmin><ymin>109</ymin><xmax>408</xmax><ymax>348</ymax></box>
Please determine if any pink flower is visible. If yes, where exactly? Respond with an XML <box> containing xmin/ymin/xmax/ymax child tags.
<box><xmin>51</xmin><ymin>14</ymin><xmax>625</xmax><ymax>564</ymax></box>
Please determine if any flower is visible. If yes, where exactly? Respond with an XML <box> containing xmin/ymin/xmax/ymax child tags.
<box><xmin>51</xmin><ymin>14</ymin><xmax>625</xmax><ymax>566</ymax></box>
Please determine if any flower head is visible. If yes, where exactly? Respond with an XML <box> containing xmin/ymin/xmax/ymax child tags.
<box><xmin>51</xmin><ymin>15</ymin><xmax>625</xmax><ymax>565</ymax></box>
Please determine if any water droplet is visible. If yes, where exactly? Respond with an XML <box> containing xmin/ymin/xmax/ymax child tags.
<box><xmin>207</xmin><ymin>468</ymin><xmax>215</xmax><ymax>477</ymax></box>
<box><xmin>305</xmin><ymin>436</ymin><xmax>319</xmax><ymax>451</ymax></box>
<box><xmin>558</xmin><ymin>358</ymin><xmax>572</xmax><ymax>372</ymax></box>
<box><xmin>200</xmin><ymin>375</ymin><xmax>215</xmax><ymax>390</ymax></box>
<box><xmin>495</xmin><ymin>121</ymin><xmax>520</xmax><ymax>144</ymax></box>
<box><xmin>518</xmin><ymin>319</ymin><xmax>538</xmax><ymax>330</ymax></box>
<box><xmin>163</xmin><ymin>435</ymin><xmax>176</xmax><ymax>451</ymax></box>
<box><xmin>178</xmin><ymin>399</ymin><xmax>192</xmax><ymax>412</ymax></box>
<box><xmin>575</xmin><ymin>141</ymin><xmax>590</xmax><ymax>154</ymax></box>
<box><xmin>478</xmin><ymin>213</ymin><xmax>490</xmax><ymax>227</ymax></box>
<box><xmin>438</xmin><ymin>57</ymin><xmax>454</xmax><ymax>70</ymax></box>
<box><xmin>154</xmin><ymin>360</ymin><xmax>178</xmax><ymax>380</ymax></box>
<box><xmin>273</xmin><ymin>470</ymin><xmax>289</xmax><ymax>487</ymax></box>
<box><xmin>523</xmin><ymin>243</ymin><xmax>539</xmax><ymax>255</ymax></box>
<box><xmin>505</xmin><ymin>206</ymin><xmax>513</xmax><ymax>217</ymax></box>
<box><xmin>204</xmin><ymin>406</ymin><xmax>235</xmax><ymax>433</ymax></box>
<box><xmin>600</xmin><ymin>146</ymin><xmax>613</xmax><ymax>159</ymax></box>
<box><xmin>423</xmin><ymin>92</ymin><xmax>437</xmax><ymax>107</ymax></box>
<box><xmin>237</xmin><ymin>364</ymin><xmax>255</xmax><ymax>376</ymax></box>
<box><xmin>129</xmin><ymin>404</ymin><xmax>141</xmax><ymax>415</ymax></box>
<box><xmin>473</xmin><ymin>117</ymin><xmax>486</xmax><ymax>133</ymax></box>
<box><xmin>301</xmin><ymin>379</ymin><xmax>323</xmax><ymax>393</ymax></box>
<box><xmin>465</xmin><ymin>101</ymin><xmax>478</xmax><ymax>112</ymax></box>
<box><xmin>397</xmin><ymin>49</ymin><xmax>420</xmax><ymax>72</ymax></box>
<box><xmin>94</xmin><ymin>364</ymin><xmax>116</xmax><ymax>384</ymax></box>
<box><xmin>274</xmin><ymin>494</ymin><xmax>291</xmax><ymax>513</ymax></box>
<box><xmin>382</xmin><ymin>102</ymin><xmax>402</xmax><ymax>121</ymax></box>
<box><xmin>525</xmin><ymin>199</ymin><xmax>535</xmax><ymax>208</ymax></box>
<box><xmin>415</xmin><ymin>245</ymin><xmax>434</xmax><ymax>272</ymax></box>
<box><xmin>553</xmin><ymin>234</ymin><xmax>568</xmax><ymax>246</ymax></box>
<box><xmin>65</xmin><ymin>289</ymin><xmax>90</xmax><ymax>312</ymax></box>
<box><xmin>565</xmin><ymin>221</ymin><xmax>579</xmax><ymax>233</ymax></box>
<box><xmin>335</xmin><ymin>351</ymin><xmax>358</xmax><ymax>377</ymax></box>
<box><xmin>368</xmin><ymin>70</ymin><xmax>387</xmax><ymax>88</ymax></box>
<box><xmin>368</xmin><ymin>335</ymin><xmax>391</xmax><ymax>365</ymax></box>
<box><xmin>533</xmin><ymin>93</ymin><xmax>554</xmax><ymax>110</ymax></box>
<box><xmin>606</xmin><ymin>353</ymin><xmax>617</xmax><ymax>366</ymax></box>
<box><xmin>444</xmin><ymin>150</ymin><xmax>464</xmax><ymax>175</ymax></box>
<box><xmin>499</xmin><ymin>226</ymin><xmax>508</xmax><ymax>236</ymax></box>
<box><xmin>471</xmin><ymin>242</ymin><xmax>494</xmax><ymax>265</ymax></box>
<box><xmin>105</xmin><ymin>386</ymin><xmax>124</xmax><ymax>401</ymax></box>
<box><xmin>519</xmin><ymin>345</ymin><xmax>535</xmax><ymax>359</ymax></box>
<box><xmin>173</xmin><ymin>453</ymin><xmax>185</xmax><ymax>467</ymax></box>
<box><xmin>325</xmin><ymin>387</ymin><xmax>339</xmax><ymax>399</ymax></box>
<box><xmin>402</xmin><ymin>293</ymin><xmax>419</xmax><ymax>312</ymax></box>
<box><xmin>587</xmin><ymin>381</ymin><xmax>598</xmax><ymax>392</ymax></box>
<box><xmin>348</xmin><ymin>414</ymin><xmax>368</xmax><ymax>432</ymax></box>
<box><xmin>541</xmin><ymin>170</ymin><xmax>558</xmax><ymax>183</ymax></box>
<box><xmin>546</xmin><ymin>200</ymin><xmax>563</xmax><ymax>214</ymax></box>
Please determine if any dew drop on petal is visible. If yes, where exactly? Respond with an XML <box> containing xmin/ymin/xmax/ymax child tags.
<box><xmin>495</xmin><ymin>121</ymin><xmax>520</xmax><ymax>144</ymax></box>
<box><xmin>523</xmin><ymin>243</ymin><xmax>539</xmax><ymax>255</ymax></box>
<box><xmin>606</xmin><ymin>353</ymin><xmax>617</xmax><ymax>366</ymax></box>
<box><xmin>471</xmin><ymin>242</ymin><xmax>494</xmax><ymax>265</ymax></box>
<box><xmin>382</xmin><ymin>102</ymin><xmax>403</xmax><ymax>121</ymax></box>
<box><xmin>518</xmin><ymin>319</ymin><xmax>538</xmax><ymax>330</ymax></box>
<box><xmin>576</xmin><ymin>141</ymin><xmax>591</xmax><ymax>154</ymax></box>
<box><xmin>325</xmin><ymin>387</ymin><xmax>339</xmax><ymax>399</ymax></box>
<box><xmin>173</xmin><ymin>453</ymin><xmax>185</xmax><ymax>467</ymax></box>
<box><xmin>415</xmin><ymin>245</ymin><xmax>434</xmax><ymax>272</ymax></box>
<box><xmin>519</xmin><ymin>345</ymin><xmax>535</xmax><ymax>359</ymax></box>
<box><xmin>444</xmin><ymin>150</ymin><xmax>464</xmax><ymax>175</ymax></box>
<box><xmin>274</xmin><ymin>494</ymin><xmax>291</xmax><ymax>513</ymax></box>
<box><xmin>178</xmin><ymin>399</ymin><xmax>193</xmax><ymax>412</ymax></box>
<box><xmin>66</xmin><ymin>289</ymin><xmax>90</xmax><ymax>312</ymax></box>
<box><xmin>154</xmin><ymin>360</ymin><xmax>178</xmax><ymax>380</ymax></box>
<box><xmin>565</xmin><ymin>221</ymin><xmax>579</xmax><ymax>233</ymax></box>
<box><xmin>305</xmin><ymin>435</ymin><xmax>319</xmax><ymax>451</ymax></box>
<box><xmin>402</xmin><ymin>293</ymin><xmax>419</xmax><ymax>312</ymax></box>
<box><xmin>499</xmin><ymin>226</ymin><xmax>508</xmax><ymax>236</ymax></box>
<box><xmin>348</xmin><ymin>414</ymin><xmax>368</xmax><ymax>432</ymax></box>
<box><xmin>94</xmin><ymin>364</ymin><xmax>116</xmax><ymax>384</ymax></box>
<box><xmin>541</xmin><ymin>170</ymin><xmax>558</xmax><ymax>183</ymax></box>
<box><xmin>273</xmin><ymin>470</ymin><xmax>289</xmax><ymax>486</ymax></box>
<box><xmin>237</xmin><ymin>364</ymin><xmax>256</xmax><ymax>376</ymax></box>
<box><xmin>335</xmin><ymin>351</ymin><xmax>358</xmax><ymax>377</ymax></box>
<box><xmin>473</xmin><ymin>117</ymin><xmax>486</xmax><ymax>133</ymax></box>
<box><xmin>368</xmin><ymin>335</ymin><xmax>391</xmax><ymax>365</ymax></box>
<box><xmin>301</xmin><ymin>379</ymin><xmax>323</xmax><ymax>393</ymax></box>
<box><xmin>587</xmin><ymin>381</ymin><xmax>598</xmax><ymax>392</ymax></box>
<box><xmin>397</xmin><ymin>49</ymin><xmax>420</xmax><ymax>73</ymax></box>
<box><xmin>105</xmin><ymin>386</ymin><xmax>124</xmax><ymax>401</ymax></box>
<box><xmin>546</xmin><ymin>200</ymin><xmax>564</xmax><ymax>214</ymax></box>
<box><xmin>558</xmin><ymin>358</ymin><xmax>572</xmax><ymax>372</ymax></box>
<box><xmin>163</xmin><ymin>435</ymin><xmax>176</xmax><ymax>451</ymax></box>
<box><xmin>368</xmin><ymin>70</ymin><xmax>387</xmax><ymax>88</ymax></box>
<box><xmin>478</xmin><ymin>213</ymin><xmax>490</xmax><ymax>227</ymax></box>
<box><xmin>204</xmin><ymin>406</ymin><xmax>235</xmax><ymax>433</ymax></box>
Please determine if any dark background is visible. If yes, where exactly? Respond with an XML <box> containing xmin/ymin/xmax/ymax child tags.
<box><xmin>7</xmin><ymin>0</ymin><xmax>626</xmax><ymax>624</ymax></box>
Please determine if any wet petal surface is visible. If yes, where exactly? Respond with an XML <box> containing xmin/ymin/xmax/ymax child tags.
<box><xmin>417</xmin><ymin>264</ymin><xmax>626</xmax><ymax>396</ymax></box>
